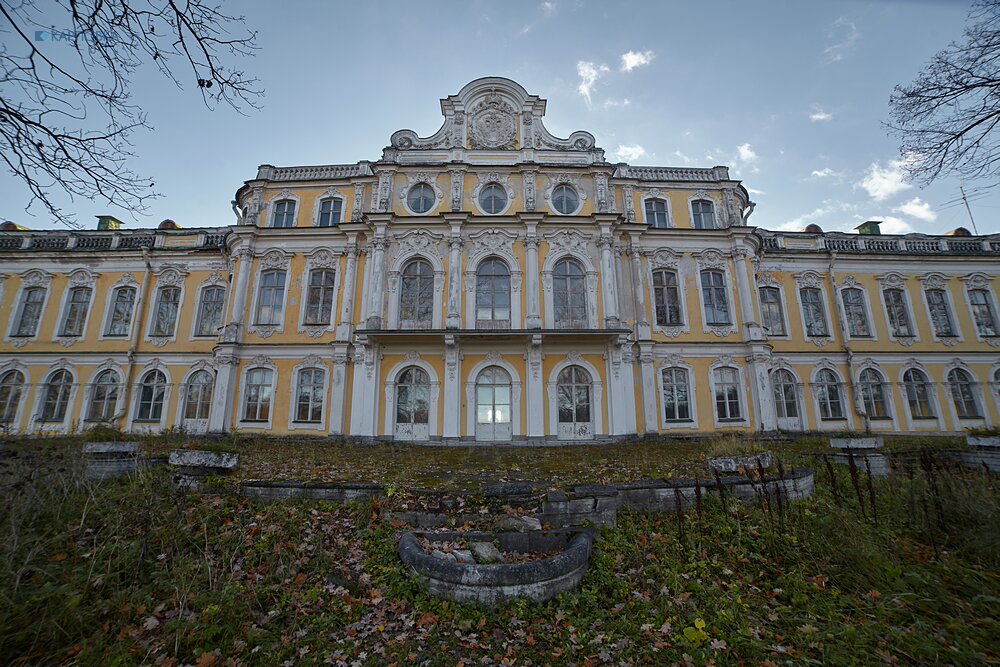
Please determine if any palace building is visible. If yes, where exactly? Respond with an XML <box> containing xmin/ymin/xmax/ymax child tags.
<box><xmin>0</xmin><ymin>77</ymin><xmax>999</xmax><ymax>441</ymax></box>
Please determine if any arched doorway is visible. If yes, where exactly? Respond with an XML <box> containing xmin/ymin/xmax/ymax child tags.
<box><xmin>395</xmin><ymin>366</ymin><xmax>431</xmax><ymax>441</ymax></box>
<box><xmin>475</xmin><ymin>366</ymin><xmax>512</xmax><ymax>442</ymax></box>
<box><xmin>557</xmin><ymin>365</ymin><xmax>593</xmax><ymax>440</ymax></box>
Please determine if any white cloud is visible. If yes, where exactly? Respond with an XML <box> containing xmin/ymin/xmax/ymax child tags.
<box><xmin>809</xmin><ymin>110</ymin><xmax>834</xmax><ymax>122</ymax></box>
<box><xmin>736</xmin><ymin>143</ymin><xmax>758</xmax><ymax>163</ymax></box>
<box><xmin>859</xmin><ymin>159</ymin><xmax>912</xmax><ymax>201</ymax></box>
<box><xmin>875</xmin><ymin>216</ymin><xmax>914</xmax><ymax>235</ymax></box>
<box><xmin>673</xmin><ymin>150</ymin><xmax>693</xmax><ymax>164</ymax></box>
<box><xmin>540</xmin><ymin>1</ymin><xmax>556</xmax><ymax>15</ymax></box>
<box><xmin>809</xmin><ymin>167</ymin><xmax>844</xmax><ymax>180</ymax></box>
<box><xmin>782</xmin><ymin>205</ymin><xmax>834</xmax><ymax>231</ymax></box>
<box><xmin>576</xmin><ymin>61</ymin><xmax>609</xmax><ymax>104</ymax></box>
<box><xmin>602</xmin><ymin>98</ymin><xmax>631</xmax><ymax>108</ymax></box>
<box><xmin>824</xmin><ymin>17</ymin><xmax>860</xmax><ymax>63</ymax></box>
<box><xmin>614</xmin><ymin>144</ymin><xmax>647</xmax><ymax>162</ymax></box>
<box><xmin>620</xmin><ymin>50</ymin><xmax>655</xmax><ymax>72</ymax></box>
<box><xmin>747</xmin><ymin>188</ymin><xmax>766</xmax><ymax>196</ymax></box>
<box><xmin>893</xmin><ymin>196</ymin><xmax>937</xmax><ymax>223</ymax></box>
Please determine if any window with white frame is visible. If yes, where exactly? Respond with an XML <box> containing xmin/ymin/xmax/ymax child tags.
<box><xmin>691</xmin><ymin>200</ymin><xmax>715</xmax><ymax>229</ymax></box>
<box><xmin>195</xmin><ymin>286</ymin><xmax>226</xmax><ymax>337</ymax></box>
<box><xmin>661</xmin><ymin>367</ymin><xmax>691</xmax><ymax>421</ymax></box>
<box><xmin>243</xmin><ymin>368</ymin><xmax>273</xmax><ymax>421</ymax></box>
<box><xmin>815</xmin><ymin>369</ymin><xmax>845</xmax><ymax>420</ymax></box>
<box><xmin>772</xmin><ymin>369</ymin><xmax>798</xmax><ymax>419</ymax></box>
<box><xmin>713</xmin><ymin>367</ymin><xmax>742</xmax><ymax>421</ymax></box>
<box><xmin>135</xmin><ymin>370</ymin><xmax>167</xmax><ymax>421</ymax></box>
<box><xmin>644</xmin><ymin>198</ymin><xmax>669</xmax><ymax>228</ymax></box>
<box><xmin>39</xmin><ymin>370</ymin><xmax>72</xmax><ymax>422</ymax></box>
<box><xmin>700</xmin><ymin>270</ymin><xmax>730</xmax><ymax>325</ymax></box>
<box><xmin>272</xmin><ymin>200</ymin><xmax>296</xmax><ymax>228</ymax></box>
<box><xmin>396</xmin><ymin>366</ymin><xmax>430</xmax><ymax>426</ymax></box>
<box><xmin>903</xmin><ymin>369</ymin><xmax>934</xmax><ymax>419</ymax></box>
<box><xmin>883</xmin><ymin>288</ymin><xmax>913</xmax><ymax>337</ymax></box>
<box><xmin>653</xmin><ymin>270</ymin><xmax>682</xmax><ymax>326</ymax></box>
<box><xmin>759</xmin><ymin>286</ymin><xmax>785</xmax><ymax>335</ymax></box>
<box><xmin>13</xmin><ymin>287</ymin><xmax>45</xmax><ymax>337</ymax></box>
<box><xmin>859</xmin><ymin>368</ymin><xmax>890</xmax><ymax>419</ymax></box>
<box><xmin>948</xmin><ymin>368</ymin><xmax>980</xmax><ymax>418</ymax></box>
<box><xmin>969</xmin><ymin>289</ymin><xmax>998</xmax><ymax>337</ymax></box>
<box><xmin>479</xmin><ymin>184</ymin><xmax>508</xmax><ymax>215</ymax></box>
<box><xmin>295</xmin><ymin>367</ymin><xmax>325</xmax><ymax>423</ymax></box>
<box><xmin>800</xmin><ymin>287</ymin><xmax>829</xmax><ymax>337</ymax></box>
<box><xmin>304</xmin><ymin>269</ymin><xmax>337</xmax><ymax>325</ymax></box>
<box><xmin>399</xmin><ymin>260</ymin><xmax>435</xmax><ymax>329</ymax></box>
<box><xmin>318</xmin><ymin>198</ymin><xmax>343</xmax><ymax>227</ymax></box>
<box><xmin>87</xmin><ymin>370</ymin><xmax>120</xmax><ymax>421</ymax></box>
<box><xmin>407</xmin><ymin>184</ymin><xmax>436</xmax><ymax>214</ymax></box>
<box><xmin>841</xmin><ymin>288</ymin><xmax>871</xmax><ymax>338</ymax></box>
<box><xmin>553</xmin><ymin>259</ymin><xmax>588</xmax><ymax>328</ymax></box>
<box><xmin>60</xmin><ymin>286</ymin><xmax>92</xmax><ymax>337</ymax></box>
<box><xmin>255</xmin><ymin>270</ymin><xmax>286</xmax><ymax>325</ymax></box>
<box><xmin>476</xmin><ymin>259</ymin><xmax>511</xmax><ymax>327</ymax></box>
<box><xmin>926</xmin><ymin>289</ymin><xmax>956</xmax><ymax>337</ymax></box>
<box><xmin>183</xmin><ymin>370</ymin><xmax>214</xmax><ymax>420</ymax></box>
<box><xmin>106</xmin><ymin>286</ymin><xmax>136</xmax><ymax>337</ymax></box>
<box><xmin>151</xmin><ymin>287</ymin><xmax>180</xmax><ymax>337</ymax></box>
<box><xmin>0</xmin><ymin>370</ymin><xmax>24</xmax><ymax>423</ymax></box>
<box><xmin>551</xmin><ymin>184</ymin><xmax>579</xmax><ymax>215</ymax></box>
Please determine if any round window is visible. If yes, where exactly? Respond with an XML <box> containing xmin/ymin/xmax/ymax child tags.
<box><xmin>407</xmin><ymin>183</ymin><xmax>436</xmax><ymax>214</ymax></box>
<box><xmin>552</xmin><ymin>184</ymin><xmax>579</xmax><ymax>215</ymax></box>
<box><xmin>478</xmin><ymin>183</ymin><xmax>508</xmax><ymax>214</ymax></box>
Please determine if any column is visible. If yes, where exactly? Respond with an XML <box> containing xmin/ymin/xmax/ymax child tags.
<box><xmin>630</xmin><ymin>247</ymin><xmax>651</xmax><ymax>339</ymax></box>
<box><xmin>525</xmin><ymin>335</ymin><xmax>545</xmax><ymax>438</ymax></box>
<box><xmin>732</xmin><ymin>247</ymin><xmax>763</xmax><ymax>341</ymax></box>
<box><xmin>365</xmin><ymin>235</ymin><xmax>389</xmax><ymax>329</ymax></box>
<box><xmin>598</xmin><ymin>235</ymin><xmax>620</xmax><ymax>327</ymax></box>
<box><xmin>336</xmin><ymin>242</ymin><xmax>359</xmax><ymax>341</ymax></box>
<box><xmin>348</xmin><ymin>339</ymin><xmax>380</xmax><ymax>437</ymax></box>
<box><xmin>208</xmin><ymin>355</ymin><xmax>239</xmax><ymax>433</ymax></box>
<box><xmin>443</xmin><ymin>336</ymin><xmax>461</xmax><ymax>439</ymax></box>
<box><xmin>749</xmin><ymin>349</ymin><xmax>778</xmax><ymax>431</ymax></box>
<box><xmin>227</xmin><ymin>245</ymin><xmax>254</xmax><ymax>341</ymax></box>
<box><xmin>638</xmin><ymin>344</ymin><xmax>658</xmax><ymax>435</ymax></box>
<box><xmin>328</xmin><ymin>346</ymin><xmax>350</xmax><ymax>436</ymax></box>
<box><xmin>446</xmin><ymin>237</ymin><xmax>463</xmax><ymax>329</ymax></box>
<box><xmin>524</xmin><ymin>235</ymin><xmax>541</xmax><ymax>328</ymax></box>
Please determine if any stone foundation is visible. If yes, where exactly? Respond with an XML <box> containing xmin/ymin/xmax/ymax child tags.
<box><xmin>83</xmin><ymin>441</ymin><xmax>139</xmax><ymax>480</ymax></box>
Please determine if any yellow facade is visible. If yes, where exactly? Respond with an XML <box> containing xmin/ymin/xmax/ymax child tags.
<box><xmin>0</xmin><ymin>77</ymin><xmax>998</xmax><ymax>440</ymax></box>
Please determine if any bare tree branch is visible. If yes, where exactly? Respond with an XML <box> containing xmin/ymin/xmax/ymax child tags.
<box><xmin>0</xmin><ymin>0</ymin><xmax>261</xmax><ymax>228</ymax></box>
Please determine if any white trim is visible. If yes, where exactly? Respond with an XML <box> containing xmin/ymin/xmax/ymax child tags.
<box><xmin>960</xmin><ymin>273</ymin><xmax>1000</xmax><ymax>345</ymax></box>
<box><xmin>236</xmin><ymin>357</ymin><xmax>278</xmax><ymax>430</ymax></box>
<box><xmin>29</xmin><ymin>362</ymin><xmax>78</xmax><ymax>435</ymax></box>
<box><xmin>288</xmin><ymin>357</ymin><xmax>330</xmax><ymax>432</ymax></box>
<box><xmin>127</xmin><ymin>361</ymin><xmax>173</xmax><ymax>434</ymax></box>
<box><xmin>942</xmin><ymin>361</ymin><xmax>990</xmax><ymax>428</ymax></box>
<box><xmin>876</xmin><ymin>273</ymin><xmax>920</xmax><ymax>346</ymax></box>
<box><xmin>543</xmin><ymin>175</ymin><xmax>587</xmax><ymax>216</ymax></box>
<box><xmin>80</xmin><ymin>361</ymin><xmax>124</xmax><ymax>427</ymax></box>
<box><xmin>189</xmin><ymin>272</ymin><xmax>229</xmax><ymax>340</ymax></box>
<box><xmin>688</xmin><ymin>192</ymin><xmax>720</xmax><ymax>230</ymax></box>
<box><xmin>656</xmin><ymin>358</ymin><xmax>698</xmax><ymax>430</ymax></box>
<box><xmin>769</xmin><ymin>362</ymin><xmax>806</xmax><ymax>432</ymax></box>
<box><xmin>297</xmin><ymin>249</ymin><xmax>342</xmax><ymax>338</ymax></box>
<box><xmin>897</xmin><ymin>363</ymin><xmax>944</xmax><ymax>431</ymax></box>
<box><xmin>639</xmin><ymin>192</ymin><xmax>674</xmax><ymax>229</ymax></box>
<box><xmin>917</xmin><ymin>273</ymin><xmax>962</xmax><ymax>346</ymax></box>
<box><xmin>991</xmin><ymin>364</ymin><xmax>1000</xmax><ymax>421</ymax></box>
<box><xmin>6</xmin><ymin>270</ymin><xmax>53</xmax><ymax>348</ymax></box>
<box><xmin>695</xmin><ymin>251</ymin><xmax>737</xmax><ymax>337</ymax></box>
<box><xmin>247</xmin><ymin>250</ymin><xmax>292</xmax><ymax>339</ymax></box>
<box><xmin>541</xmin><ymin>243</ymin><xmax>599</xmax><ymax>329</ymax></box>
<box><xmin>99</xmin><ymin>274</ymin><xmax>141</xmax><ymax>341</ymax></box>
<box><xmin>809</xmin><ymin>364</ymin><xmax>854</xmax><ymax>431</ymax></box>
<box><xmin>312</xmin><ymin>189</ymin><xmax>347</xmax><ymax>227</ymax></box>
<box><xmin>387</xmin><ymin>252</ymin><xmax>445</xmax><ymax>330</ymax></box>
<box><xmin>383</xmin><ymin>356</ymin><xmax>441</xmax><ymax>439</ymax></box>
<box><xmin>793</xmin><ymin>271</ymin><xmax>834</xmax><ymax>347</ymax></box>
<box><xmin>854</xmin><ymin>361</ymin><xmax>898</xmax><ymax>431</ymax></box>
<box><xmin>267</xmin><ymin>191</ymin><xmax>301</xmax><ymax>228</ymax></box>
<box><xmin>399</xmin><ymin>173</ymin><xmax>444</xmax><ymax>217</ymax></box>
<box><xmin>144</xmin><ymin>267</ymin><xmax>188</xmax><ymax>347</ymax></box>
<box><xmin>471</xmin><ymin>173</ymin><xmax>515</xmax><ymax>216</ymax></box>
<box><xmin>464</xmin><ymin>357</ymin><xmax>522</xmax><ymax>439</ymax></box>
<box><xmin>708</xmin><ymin>358</ymin><xmax>750</xmax><ymax>428</ymax></box>
<box><xmin>754</xmin><ymin>275</ymin><xmax>791</xmax><ymax>340</ymax></box>
<box><xmin>648</xmin><ymin>250</ymin><xmax>689</xmax><ymax>338</ymax></box>
<box><xmin>465</xmin><ymin>253</ymin><xmax>522</xmax><ymax>330</ymax></box>
<box><xmin>175</xmin><ymin>361</ymin><xmax>217</xmax><ymax>433</ymax></box>
<box><xmin>0</xmin><ymin>361</ymin><xmax>29</xmax><ymax>433</ymax></box>
<box><xmin>837</xmin><ymin>277</ymin><xmax>877</xmax><ymax>341</ymax></box>
<box><xmin>546</xmin><ymin>355</ymin><xmax>604</xmax><ymax>438</ymax></box>
<box><xmin>53</xmin><ymin>269</ymin><xmax>99</xmax><ymax>346</ymax></box>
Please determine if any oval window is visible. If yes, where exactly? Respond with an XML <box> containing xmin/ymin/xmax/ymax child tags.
<box><xmin>479</xmin><ymin>183</ymin><xmax>508</xmax><ymax>214</ymax></box>
<box><xmin>552</xmin><ymin>184</ymin><xmax>579</xmax><ymax>215</ymax></box>
<box><xmin>407</xmin><ymin>183</ymin><xmax>436</xmax><ymax>214</ymax></box>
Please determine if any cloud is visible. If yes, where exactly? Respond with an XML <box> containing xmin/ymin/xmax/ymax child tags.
<box><xmin>673</xmin><ymin>150</ymin><xmax>693</xmax><ymax>164</ymax></box>
<box><xmin>809</xmin><ymin>167</ymin><xmax>845</xmax><ymax>180</ymax></box>
<box><xmin>859</xmin><ymin>159</ymin><xmax>912</xmax><ymax>201</ymax></box>
<box><xmin>540</xmin><ymin>1</ymin><xmax>556</xmax><ymax>15</ymax></box>
<box><xmin>873</xmin><ymin>216</ymin><xmax>914</xmax><ymax>235</ymax></box>
<box><xmin>620</xmin><ymin>50</ymin><xmax>655</xmax><ymax>72</ymax></box>
<box><xmin>519</xmin><ymin>2</ymin><xmax>557</xmax><ymax>35</ymax></box>
<box><xmin>602</xmin><ymin>98</ymin><xmax>631</xmax><ymax>108</ymax></box>
<box><xmin>613</xmin><ymin>144</ymin><xmax>647</xmax><ymax>162</ymax></box>
<box><xmin>747</xmin><ymin>188</ymin><xmax>766</xmax><ymax>196</ymax></box>
<box><xmin>782</xmin><ymin>205</ymin><xmax>835</xmax><ymax>231</ymax></box>
<box><xmin>736</xmin><ymin>143</ymin><xmax>757</xmax><ymax>163</ymax></box>
<box><xmin>892</xmin><ymin>196</ymin><xmax>937</xmax><ymax>223</ymax></box>
<box><xmin>824</xmin><ymin>17</ymin><xmax>860</xmax><ymax>63</ymax></box>
<box><xmin>809</xmin><ymin>110</ymin><xmax>834</xmax><ymax>122</ymax></box>
<box><xmin>576</xmin><ymin>61</ymin><xmax>609</xmax><ymax>104</ymax></box>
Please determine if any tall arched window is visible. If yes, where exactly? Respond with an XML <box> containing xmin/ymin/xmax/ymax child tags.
<box><xmin>903</xmin><ymin>369</ymin><xmax>934</xmax><ymax>419</ymax></box>
<box><xmin>87</xmin><ymin>370</ymin><xmax>120</xmax><ymax>421</ymax></box>
<box><xmin>859</xmin><ymin>368</ymin><xmax>889</xmax><ymax>419</ymax></box>
<box><xmin>644</xmin><ymin>198</ymin><xmax>669</xmax><ymax>228</ymax></box>
<box><xmin>948</xmin><ymin>368</ymin><xmax>980</xmax><ymax>418</ymax></box>
<box><xmin>553</xmin><ymin>259</ymin><xmax>587</xmax><ymax>328</ymax></box>
<box><xmin>400</xmin><ymin>260</ymin><xmax>435</xmax><ymax>329</ymax></box>
<box><xmin>184</xmin><ymin>370</ymin><xmax>214</xmax><ymax>420</ymax></box>
<box><xmin>661</xmin><ymin>367</ymin><xmax>690</xmax><ymax>421</ymax></box>
<box><xmin>557</xmin><ymin>366</ymin><xmax>592</xmax><ymax>438</ymax></box>
<box><xmin>395</xmin><ymin>367</ymin><xmax>430</xmax><ymax>437</ymax></box>
<box><xmin>0</xmin><ymin>370</ymin><xmax>25</xmax><ymax>424</ymax></box>
<box><xmin>39</xmin><ymin>370</ymin><xmax>73</xmax><ymax>422</ymax></box>
<box><xmin>772</xmin><ymin>369</ymin><xmax>799</xmax><ymax>420</ymax></box>
<box><xmin>136</xmin><ymin>370</ymin><xmax>167</xmax><ymax>421</ymax></box>
<box><xmin>815</xmin><ymin>369</ymin><xmax>844</xmax><ymax>420</ymax></box>
<box><xmin>476</xmin><ymin>259</ymin><xmax>511</xmax><ymax>328</ymax></box>
<box><xmin>475</xmin><ymin>366</ymin><xmax>512</xmax><ymax>440</ymax></box>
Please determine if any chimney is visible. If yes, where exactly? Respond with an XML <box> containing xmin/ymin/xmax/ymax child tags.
<box><xmin>855</xmin><ymin>220</ymin><xmax>882</xmax><ymax>235</ymax></box>
<box><xmin>96</xmin><ymin>215</ymin><xmax>124</xmax><ymax>231</ymax></box>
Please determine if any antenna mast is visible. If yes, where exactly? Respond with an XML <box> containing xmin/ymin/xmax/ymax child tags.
<box><xmin>960</xmin><ymin>185</ymin><xmax>980</xmax><ymax>235</ymax></box>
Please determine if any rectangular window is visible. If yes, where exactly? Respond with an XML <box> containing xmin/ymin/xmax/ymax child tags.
<box><xmin>653</xmin><ymin>270</ymin><xmax>682</xmax><ymax>326</ymax></box>
<box><xmin>318</xmin><ymin>199</ymin><xmax>342</xmax><ymax>227</ymax></box>
<box><xmin>196</xmin><ymin>286</ymin><xmax>226</xmax><ymax>337</ymax></box>
<box><xmin>759</xmin><ymin>287</ymin><xmax>785</xmax><ymax>336</ymax></box>
<box><xmin>841</xmin><ymin>288</ymin><xmax>871</xmax><ymax>338</ymax></box>
<box><xmin>713</xmin><ymin>367</ymin><xmax>742</xmax><ymax>420</ymax></box>
<box><xmin>926</xmin><ymin>289</ymin><xmax>955</xmax><ymax>337</ymax></box>
<box><xmin>272</xmin><ymin>200</ymin><xmax>295</xmax><ymax>228</ymax></box>
<box><xmin>661</xmin><ymin>368</ymin><xmax>691</xmax><ymax>421</ymax></box>
<box><xmin>644</xmin><ymin>199</ymin><xmax>669</xmax><ymax>228</ymax></box>
<box><xmin>13</xmin><ymin>287</ymin><xmax>45</xmax><ymax>337</ymax></box>
<box><xmin>800</xmin><ymin>287</ymin><xmax>829</xmax><ymax>337</ymax></box>
<box><xmin>243</xmin><ymin>368</ymin><xmax>273</xmax><ymax>421</ymax></box>
<box><xmin>60</xmin><ymin>286</ymin><xmax>92</xmax><ymax>337</ymax></box>
<box><xmin>295</xmin><ymin>368</ymin><xmax>325</xmax><ymax>422</ymax></box>
<box><xmin>255</xmin><ymin>270</ymin><xmax>286</xmax><ymax>325</ymax></box>
<box><xmin>700</xmin><ymin>270</ymin><xmax>730</xmax><ymax>325</ymax></box>
<box><xmin>969</xmin><ymin>289</ymin><xmax>998</xmax><ymax>337</ymax></box>
<box><xmin>151</xmin><ymin>286</ymin><xmax>180</xmax><ymax>337</ymax></box>
<box><xmin>106</xmin><ymin>287</ymin><xmax>137</xmax><ymax>337</ymax></box>
<box><xmin>884</xmin><ymin>288</ymin><xmax>913</xmax><ymax>337</ymax></box>
<box><xmin>304</xmin><ymin>270</ymin><xmax>337</xmax><ymax>325</ymax></box>
<box><xmin>691</xmin><ymin>200</ymin><xmax>715</xmax><ymax>229</ymax></box>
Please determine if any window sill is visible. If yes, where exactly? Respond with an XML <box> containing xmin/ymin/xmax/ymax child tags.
<box><xmin>133</xmin><ymin>419</ymin><xmax>161</xmax><ymax>424</ymax></box>
<box><xmin>868</xmin><ymin>417</ymin><xmax>893</xmax><ymax>421</ymax></box>
<box><xmin>240</xmin><ymin>420</ymin><xmax>270</xmax><ymax>424</ymax></box>
<box><xmin>706</xmin><ymin>322</ymin><xmax>733</xmax><ymax>327</ymax></box>
<box><xmin>35</xmin><ymin>419</ymin><xmax>65</xmax><ymax>424</ymax></box>
<box><xmin>957</xmin><ymin>415</ymin><xmax>984</xmax><ymax>420</ymax></box>
<box><xmin>717</xmin><ymin>418</ymin><xmax>745</xmax><ymax>423</ymax></box>
<box><xmin>664</xmin><ymin>419</ymin><xmax>694</xmax><ymax>424</ymax></box>
<box><xmin>912</xmin><ymin>416</ymin><xmax>937</xmax><ymax>420</ymax></box>
<box><xmin>820</xmin><ymin>417</ymin><xmax>848</xmax><ymax>422</ymax></box>
<box><xmin>292</xmin><ymin>420</ymin><xmax>323</xmax><ymax>425</ymax></box>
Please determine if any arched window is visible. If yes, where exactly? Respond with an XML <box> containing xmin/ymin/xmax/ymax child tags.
<box><xmin>476</xmin><ymin>366</ymin><xmax>512</xmax><ymax>428</ymax></box>
<box><xmin>557</xmin><ymin>366</ymin><xmax>592</xmax><ymax>433</ymax></box>
<box><xmin>184</xmin><ymin>370</ymin><xmax>214</xmax><ymax>420</ymax></box>
<box><xmin>151</xmin><ymin>286</ymin><xmax>181</xmax><ymax>337</ymax></box>
<box><xmin>295</xmin><ymin>368</ymin><xmax>326</xmax><ymax>423</ymax></box>
<box><xmin>815</xmin><ymin>369</ymin><xmax>844</xmax><ymax>420</ymax></box>
<box><xmin>106</xmin><ymin>286</ymin><xmax>136</xmax><ymax>336</ymax></box>
<box><xmin>87</xmin><ymin>370</ymin><xmax>120</xmax><ymax>421</ymax></box>
<box><xmin>318</xmin><ymin>198</ymin><xmax>343</xmax><ymax>227</ymax></box>
<box><xmin>772</xmin><ymin>369</ymin><xmax>798</xmax><ymax>420</ymax></box>
<box><xmin>399</xmin><ymin>259</ymin><xmax>435</xmax><ymax>328</ymax></box>
<box><xmin>476</xmin><ymin>259</ymin><xmax>511</xmax><ymax>328</ymax></box>
<box><xmin>407</xmin><ymin>183</ymin><xmax>436</xmax><ymax>214</ymax></box>
<box><xmin>553</xmin><ymin>259</ymin><xmax>587</xmax><ymax>328</ymax></box>
<box><xmin>272</xmin><ymin>200</ymin><xmax>296</xmax><ymax>228</ymax></box>
<box><xmin>859</xmin><ymin>368</ymin><xmax>889</xmax><ymax>419</ymax></box>
<box><xmin>60</xmin><ymin>286</ymin><xmax>92</xmax><ymax>337</ymax></box>
<box><xmin>14</xmin><ymin>286</ymin><xmax>45</xmax><ymax>337</ymax></box>
<box><xmin>396</xmin><ymin>367</ymin><xmax>430</xmax><ymax>427</ymax></box>
<box><xmin>713</xmin><ymin>367</ymin><xmax>742</xmax><ymax>421</ymax></box>
<box><xmin>661</xmin><ymin>367</ymin><xmax>690</xmax><ymax>421</ymax></box>
<box><xmin>196</xmin><ymin>286</ymin><xmax>226</xmax><ymax>336</ymax></box>
<box><xmin>948</xmin><ymin>368</ymin><xmax>980</xmax><ymax>418</ymax></box>
<box><xmin>479</xmin><ymin>184</ymin><xmax>508</xmax><ymax>214</ymax></box>
<box><xmin>691</xmin><ymin>200</ymin><xmax>715</xmax><ymax>229</ymax></box>
<box><xmin>39</xmin><ymin>370</ymin><xmax>73</xmax><ymax>422</ymax></box>
<box><xmin>841</xmin><ymin>288</ymin><xmax>871</xmax><ymax>338</ymax></box>
<box><xmin>700</xmin><ymin>270</ymin><xmax>730</xmax><ymax>326</ymax></box>
<box><xmin>903</xmin><ymin>369</ymin><xmax>934</xmax><ymax>419</ymax></box>
<box><xmin>243</xmin><ymin>368</ymin><xmax>273</xmax><ymax>421</ymax></box>
<box><xmin>0</xmin><ymin>370</ymin><xmax>25</xmax><ymax>424</ymax></box>
<box><xmin>552</xmin><ymin>184</ymin><xmax>579</xmax><ymax>215</ymax></box>
<box><xmin>136</xmin><ymin>370</ymin><xmax>167</xmax><ymax>422</ymax></box>
<box><xmin>652</xmin><ymin>270</ymin><xmax>682</xmax><ymax>326</ymax></box>
<box><xmin>304</xmin><ymin>269</ymin><xmax>337</xmax><ymax>325</ymax></box>
<box><xmin>644</xmin><ymin>198</ymin><xmax>669</xmax><ymax>228</ymax></box>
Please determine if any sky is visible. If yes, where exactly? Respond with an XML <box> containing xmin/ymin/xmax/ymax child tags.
<box><xmin>2</xmin><ymin>0</ymin><xmax>998</xmax><ymax>236</ymax></box>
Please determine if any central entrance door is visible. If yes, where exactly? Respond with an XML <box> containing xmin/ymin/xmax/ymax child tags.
<box><xmin>557</xmin><ymin>365</ymin><xmax>593</xmax><ymax>440</ymax></box>
<box><xmin>475</xmin><ymin>366</ymin><xmax>512</xmax><ymax>442</ymax></box>
<box><xmin>395</xmin><ymin>366</ymin><xmax>430</xmax><ymax>441</ymax></box>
